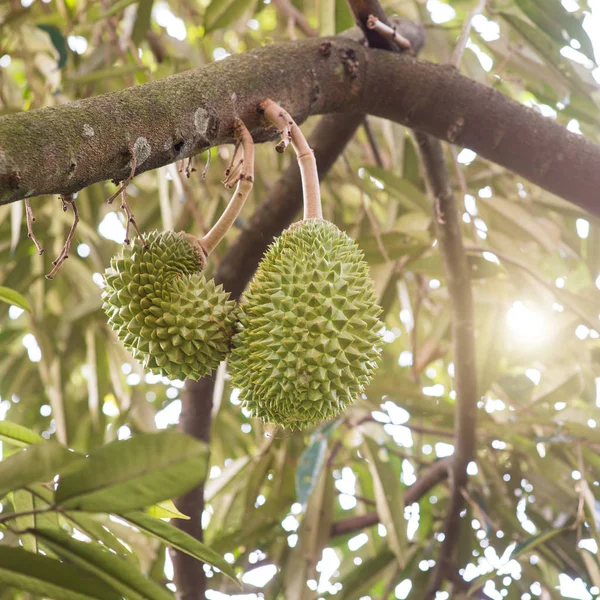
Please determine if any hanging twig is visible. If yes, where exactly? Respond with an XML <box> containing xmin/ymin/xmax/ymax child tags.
<box><xmin>46</xmin><ymin>195</ymin><xmax>80</xmax><ymax>279</ymax></box>
<box><xmin>25</xmin><ymin>198</ymin><xmax>44</xmax><ymax>255</ymax></box>
<box><xmin>201</xmin><ymin>150</ymin><xmax>211</xmax><ymax>180</ymax></box>
<box><xmin>105</xmin><ymin>147</ymin><xmax>146</xmax><ymax>247</ymax></box>
<box><xmin>261</xmin><ymin>99</ymin><xmax>322</xmax><ymax>220</ymax></box>
<box><xmin>184</xmin><ymin>156</ymin><xmax>196</xmax><ymax>178</ymax></box>
<box><xmin>120</xmin><ymin>187</ymin><xmax>147</xmax><ymax>247</ymax></box>
<box><xmin>199</xmin><ymin>119</ymin><xmax>255</xmax><ymax>256</ymax></box>
<box><xmin>106</xmin><ymin>150</ymin><xmax>137</xmax><ymax>206</ymax></box>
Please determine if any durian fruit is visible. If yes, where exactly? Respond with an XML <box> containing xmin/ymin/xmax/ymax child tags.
<box><xmin>230</xmin><ymin>218</ymin><xmax>383</xmax><ymax>429</ymax></box>
<box><xmin>102</xmin><ymin>118</ymin><xmax>254</xmax><ymax>381</ymax></box>
<box><xmin>102</xmin><ymin>230</ymin><xmax>237</xmax><ymax>381</ymax></box>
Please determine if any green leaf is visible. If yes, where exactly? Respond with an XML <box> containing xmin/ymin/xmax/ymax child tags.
<box><xmin>511</xmin><ymin>527</ymin><xmax>569</xmax><ymax>558</ymax></box>
<box><xmin>336</xmin><ymin>549</ymin><xmax>395</xmax><ymax>600</ymax></box>
<box><xmin>335</xmin><ymin>0</ymin><xmax>354</xmax><ymax>33</ymax></box>
<box><xmin>363</xmin><ymin>166</ymin><xmax>429</xmax><ymax>212</ymax></box>
<box><xmin>204</xmin><ymin>0</ymin><xmax>256</xmax><ymax>33</ymax></box>
<box><xmin>10</xmin><ymin>203</ymin><xmax>22</xmax><ymax>257</ymax></box>
<box><xmin>55</xmin><ymin>431</ymin><xmax>209</xmax><ymax>513</ymax></box>
<box><xmin>13</xmin><ymin>489</ymin><xmax>37</xmax><ymax>553</ymax></box>
<box><xmin>32</xmin><ymin>527</ymin><xmax>175</xmax><ymax>600</ymax></box>
<box><xmin>0</xmin><ymin>443</ymin><xmax>76</xmax><ymax>500</ymax></box>
<box><xmin>296</xmin><ymin>434</ymin><xmax>328</xmax><ymax>507</ymax></box>
<box><xmin>362</xmin><ymin>437</ymin><xmax>407</xmax><ymax>568</ymax></box>
<box><xmin>0</xmin><ymin>546</ymin><xmax>121</xmax><ymax>600</ymax></box>
<box><xmin>357</xmin><ymin>231</ymin><xmax>427</xmax><ymax>264</ymax></box>
<box><xmin>146</xmin><ymin>499</ymin><xmax>190</xmax><ymax>520</ymax></box>
<box><xmin>121</xmin><ymin>511</ymin><xmax>238</xmax><ymax>584</ymax></box>
<box><xmin>0</xmin><ymin>421</ymin><xmax>44</xmax><ymax>447</ymax></box>
<box><xmin>0</xmin><ymin>286</ymin><xmax>30</xmax><ymax>312</ymax></box>
<box><xmin>132</xmin><ymin>0</ymin><xmax>155</xmax><ymax>44</ymax></box>
<box><xmin>37</xmin><ymin>24</ymin><xmax>68</xmax><ymax>68</ymax></box>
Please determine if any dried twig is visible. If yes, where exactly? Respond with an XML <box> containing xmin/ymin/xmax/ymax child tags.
<box><xmin>106</xmin><ymin>148</ymin><xmax>146</xmax><ymax>247</ymax></box>
<box><xmin>202</xmin><ymin>150</ymin><xmax>211</xmax><ymax>180</ymax></box>
<box><xmin>120</xmin><ymin>187</ymin><xmax>147</xmax><ymax>247</ymax></box>
<box><xmin>25</xmin><ymin>199</ymin><xmax>44</xmax><ymax>255</ymax></box>
<box><xmin>106</xmin><ymin>151</ymin><xmax>137</xmax><ymax>205</ymax></box>
<box><xmin>46</xmin><ymin>195</ymin><xmax>79</xmax><ymax>279</ymax></box>
<box><xmin>199</xmin><ymin>119</ymin><xmax>255</xmax><ymax>256</ymax></box>
<box><xmin>184</xmin><ymin>156</ymin><xmax>196</xmax><ymax>178</ymax></box>
<box><xmin>366</xmin><ymin>14</ymin><xmax>413</xmax><ymax>54</ymax></box>
<box><xmin>261</xmin><ymin>99</ymin><xmax>322</xmax><ymax>220</ymax></box>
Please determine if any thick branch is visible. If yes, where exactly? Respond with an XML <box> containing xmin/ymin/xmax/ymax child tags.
<box><xmin>330</xmin><ymin>456</ymin><xmax>451</xmax><ymax>537</ymax></box>
<box><xmin>346</xmin><ymin>0</ymin><xmax>396</xmax><ymax>50</ymax></box>
<box><xmin>0</xmin><ymin>35</ymin><xmax>598</xmax><ymax>216</ymax></box>
<box><xmin>415</xmin><ymin>132</ymin><xmax>478</xmax><ymax>600</ymax></box>
<box><xmin>172</xmin><ymin>376</ymin><xmax>215</xmax><ymax>600</ymax></box>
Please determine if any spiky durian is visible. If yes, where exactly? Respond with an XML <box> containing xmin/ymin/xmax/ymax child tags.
<box><xmin>230</xmin><ymin>219</ymin><xmax>383</xmax><ymax>429</ymax></box>
<box><xmin>102</xmin><ymin>230</ymin><xmax>237</xmax><ymax>381</ymax></box>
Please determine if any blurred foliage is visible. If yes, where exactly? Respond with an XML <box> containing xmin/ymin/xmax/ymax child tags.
<box><xmin>0</xmin><ymin>0</ymin><xmax>600</xmax><ymax>599</ymax></box>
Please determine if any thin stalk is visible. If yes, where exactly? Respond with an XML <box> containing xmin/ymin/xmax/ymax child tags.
<box><xmin>261</xmin><ymin>99</ymin><xmax>322</xmax><ymax>220</ymax></box>
<box><xmin>199</xmin><ymin>119</ymin><xmax>254</xmax><ymax>256</ymax></box>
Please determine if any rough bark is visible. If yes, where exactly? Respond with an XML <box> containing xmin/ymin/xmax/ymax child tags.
<box><xmin>415</xmin><ymin>132</ymin><xmax>478</xmax><ymax>600</ymax></box>
<box><xmin>171</xmin><ymin>376</ymin><xmax>215</xmax><ymax>600</ymax></box>
<box><xmin>0</xmin><ymin>36</ymin><xmax>598</xmax><ymax>216</ymax></box>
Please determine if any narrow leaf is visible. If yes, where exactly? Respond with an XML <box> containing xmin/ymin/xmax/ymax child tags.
<box><xmin>10</xmin><ymin>202</ymin><xmax>22</xmax><ymax>256</ymax></box>
<box><xmin>296</xmin><ymin>436</ymin><xmax>328</xmax><ymax>507</ymax></box>
<box><xmin>13</xmin><ymin>490</ymin><xmax>37</xmax><ymax>553</ymax></box>
<box><xmin>146</xmin><ymin>499</ymin><xmax>190</xmax><ymax>520</ymax></box>
<box><xmin>0</xmin><ymin>421</ymin><xmax>44</xmax><ymax>447</ymax></box>
<box><xmin>0</xmin><ymin>287</ymin><xmax>31</xmax><ymax>312</ymax></box>
<box><xmin>56</xmin><ymin>431</ymin><xmax>209</xmax><ymax>513</ymax></box>
<box><xmin>32</xmin><ymin>527</ymin><xmax>174</xmax><ymax>600</ymax></box>
<box><xmin>0</xmin><ymin>443</ymin><xmax>76</xmax><ymax>500</ymax></box>
<box><xmin>121</xmin><ymin>511</ymin><xmax>238</xmax><ymax>584</ymax></box>
<box><xmin>362</xmin><ymin>437</ymin><xmax>407</xmax><ymax>568</ymax></box>
<box><xmin>0</xmin><ymin>546</ymin><xmax>120</xmax><ymax>600</ymax></box>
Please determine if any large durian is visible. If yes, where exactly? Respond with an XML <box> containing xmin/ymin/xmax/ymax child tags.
<box><xmin>102</xmin><ymin>230</ymin><xmax>237</xmax><ymax>381</ymax></box>
<box><xmin>230</xmin><ymin>218</ymin><xmax>383</xmax><ymax>429</ymax></box>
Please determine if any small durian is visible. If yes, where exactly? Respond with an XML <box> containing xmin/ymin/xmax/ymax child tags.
<box><xmin>230</xmin><ymin>218</ymin><xmax>383</xmax><ymax>429</ymax></box>
<box><xmin>102</xmin><ymin>118</ymin><xmax>255</xmax><ymax>381</ymax></box>
<box><xmin>102</xmin><ymin>230</ymin><xmax>237</xmax><ymax>381</ymax></box>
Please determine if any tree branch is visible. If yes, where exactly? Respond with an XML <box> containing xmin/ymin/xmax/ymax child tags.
<box><xmin>415</xmin><ymin>131</ymin><xmax>478</xmax><ymax>600</ymax></box>
<box><xmin>329</xmin><ymin>456</ymin><xmax>451</xmax><ymax>537</ymax></box>
<box><xmin>272</xmin><ymin>0</ymin><xmax>318</xmax><ymax>38</ymax></box>
<box><xmin>172</xmin><ymin>376</ymin><xmax>215</xmax><ymax>600</ymax></box>
<box><xmin>0</xmin><ymin>34</ymin><xmax>597</xmax><ymax>216</ymax></box>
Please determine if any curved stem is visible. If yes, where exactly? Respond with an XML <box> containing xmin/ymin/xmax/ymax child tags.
<box><xmin>199</xmin><ymin>119</ymin><xmax>254</xmax><ymax>256</ymax></box>
<box><xmin>261</xmin><ymin>99</ymin><xmax>322</xmax><ymax>220</ymax></box>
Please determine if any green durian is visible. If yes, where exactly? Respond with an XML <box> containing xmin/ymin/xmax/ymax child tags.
<box><xmin>230</xmin><ymin>219</ymin><xmax>383</xmax><ymax>429</ymax></box>
<box><xmin>102</xmin><ymin>230</ymin><xmax>237</xmax><ymax>381</ymax></box>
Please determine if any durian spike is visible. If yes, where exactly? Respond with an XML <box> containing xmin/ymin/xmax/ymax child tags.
<box><xmin>261</xmin><ymin>99</ymin><xmax>323</xmax><ymax>221</ymax></box>
<box><xmin>199</xmin><ymin>119</ymin><xmax>255</xmax><ymax>256</ymax></box>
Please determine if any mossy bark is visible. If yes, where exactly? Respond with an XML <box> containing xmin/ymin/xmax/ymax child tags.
<box><xmin>0</xmin><ymin>32</ymin><xmax>598</xmax><ymax>216</ymax></box>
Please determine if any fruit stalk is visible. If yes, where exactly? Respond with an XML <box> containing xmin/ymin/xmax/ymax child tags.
<box><xmin>261</xmin><ymin>99</ymin><xmax>323</xmax><ymax>221</ymax></box>
<box><xmin>199</xmin><ymin>119</ymin><xmax>255</xmax><ymax>256</ymax></box>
